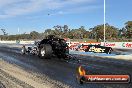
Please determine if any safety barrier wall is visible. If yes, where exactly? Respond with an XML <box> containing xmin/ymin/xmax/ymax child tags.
<box><xmin>101</xmin><ymin>42</ymin><xmax>132</xmax><ymax>49</ymax></box>
<box><xmin>67</xmin><ymin>42</ymin><xmax>132</xmax><ymax>49</ymax></box>
<box><xmin>0</xmin><ymin>41</ymin><xmax>34</xmax><ymax>44</ymax></box>
<box><xmin>0</xmin><ymin>41</ymin><xmax>132</xmax><ymax>49</ymax></box>
<box><xmin>0</xmin><ymin>41</ymin><xmax>16</xmax><ymax>44</ymax></box>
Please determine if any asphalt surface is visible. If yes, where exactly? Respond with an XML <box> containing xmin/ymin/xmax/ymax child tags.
<box><xmin>0</xmin><ymin>45</ymin><xmax>132</xmax><ymax>88</ymax></box>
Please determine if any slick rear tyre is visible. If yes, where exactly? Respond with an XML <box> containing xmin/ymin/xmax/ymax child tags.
<box><xmin>107</xmin><ymin>48</ymin><xmax>113</xmax><ymax>54</ymax></box>
<box><xmin>39</xmin><ymin>44</ymin><xmax>52</xmax><ymax>59</ymax></box>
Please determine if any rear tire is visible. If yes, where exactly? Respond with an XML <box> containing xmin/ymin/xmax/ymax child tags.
<box><xmin>107</xmin><ymin>48</ymin><xmax>112</xmax><ymax>54</ymax></box>
<box><xmin>39</xmin><ymin>44</ymin><xmax>52</xmax><ymax>59</ymax></box>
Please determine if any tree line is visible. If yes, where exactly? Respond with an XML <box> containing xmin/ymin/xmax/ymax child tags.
<box><xmin>0</xmin><ymin>21</ymin><xmax>132</xmax><ymax>42</ymax></box>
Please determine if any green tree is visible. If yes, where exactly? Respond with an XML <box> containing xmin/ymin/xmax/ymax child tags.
<box><xmin>53</xmin><ymin>25</ymin><xmax>63</xmax><ymax>32</ymax></box>
<box><xmin>63</xmin><ymin>25</ymin><xmax>69</xmax><ymax>33</ymax></box>
<box><xmin>125</xmin><ymin>21</ymin><xmax>132</xmax><ymax>38</ymax></box>
<box><xmin>90</xmin><ymin>24</ymin><xmax>118</xmax><ymax>42</ymax></box>
<box><xmin>1</xmin><ymin>29</ymin><xmax>8</xmax><ymax>35</ymax></box>
<box><xmin>30</xmin><ymin>31</ymin><xmax>39</xmax><ymax>39</ymax></box>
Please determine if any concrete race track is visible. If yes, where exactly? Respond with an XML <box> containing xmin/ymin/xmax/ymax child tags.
<box><xmin>0</xmin><ymin>45</ymin><xmax>132</xmax><ymax>88</ymax></box>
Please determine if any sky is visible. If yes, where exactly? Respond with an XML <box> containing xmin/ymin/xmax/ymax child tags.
<box><xmin>0</xmin><ymin>0</ymin><xmax>131</xmax><ymax>35</ymax></box>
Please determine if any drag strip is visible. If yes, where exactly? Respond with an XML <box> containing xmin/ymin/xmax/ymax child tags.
<box><xmin>0</xmin><ymin>46</ymin><xmax>132</xmax><ymax>88</ymax></box>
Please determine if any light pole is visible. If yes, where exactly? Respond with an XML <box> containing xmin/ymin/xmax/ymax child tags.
<box><xmin>104</xmin><ymin>0</ymin><xmax>106</xmax><ymax>46</ymax></box>
<box><xmin>18</xmin><ymin>27</ymin><xmax>20</xmax><ymax>34</ymax></box>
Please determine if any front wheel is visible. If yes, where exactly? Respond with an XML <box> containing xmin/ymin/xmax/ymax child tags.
<box><xmin>21</xmin><ymin>46</ymin><xmax>26</xmax><ymax>55</ymax></box>
<box><xmin>38</xmin><ymin>44</ymin><xmax>52</xmax><ymax>59</ymax></box>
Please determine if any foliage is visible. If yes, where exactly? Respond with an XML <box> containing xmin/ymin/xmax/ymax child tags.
<box><xmin>0</xmin><ymin>21</ymin><xmax>132</xmax><ymax>41</ymax></box>
<box><xmin>125</xmin><ymin>21</ymin><xmax>132</xmax><ymax>38</ymax></box>
<box><xmin>30</xmin><ymin>31</ymin><xmax>39</xmax><ymax>39</ymax></box>
<box><xmin>1</xmin><ymin>29</ymin><xmax>8</xmax><ymax>35</ymax></box>
<box><xmin>89</xmin><ymin>23</ymin><xmax>118</xmax><ymax>42</ymax></box>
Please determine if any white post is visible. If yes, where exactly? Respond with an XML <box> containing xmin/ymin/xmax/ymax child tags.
<box><xmin>104</xmin><ymin>0</ymin><xmax>106</xmax><ymax>46</ymax></box>
<box><xmin>18</xmin><ymin>27</ymin><xmax>20</xmax><ymax>34</ymax></box>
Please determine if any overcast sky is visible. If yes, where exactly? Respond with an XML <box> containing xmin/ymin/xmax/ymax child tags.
<box><xmin>0</xmin><ymin>0</ymin><xmax>131</xmax><ymax>34</ymax></box>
